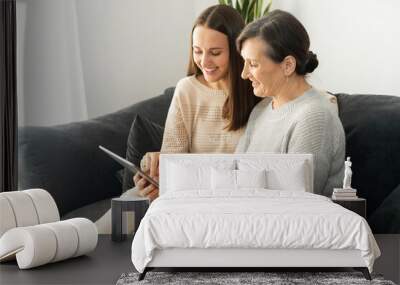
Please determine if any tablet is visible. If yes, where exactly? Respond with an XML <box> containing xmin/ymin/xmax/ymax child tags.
<box><xmin>98</xmin><ymin>145</ymin><xmax>159</xmax><ymax>188</ymax></box>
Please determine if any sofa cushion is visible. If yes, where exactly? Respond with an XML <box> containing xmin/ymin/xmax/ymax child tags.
<box><xmin>368</xmin><ymin>184</ymin><xmax>400</xmax><ymax>233</ymax></box>
<box><xmin>122</xmin><ymin>115</ymin><xmax>164</xmax><ymax>191</ymax></box>
<box><xmin>336</xmin><ymin>93</ymin><xmax>400</xmax><ymax>227</ymax></box>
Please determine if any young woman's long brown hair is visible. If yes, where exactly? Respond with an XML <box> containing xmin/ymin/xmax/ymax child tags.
<box><xmin>187</xmin><ymin>5</ymin><xmax>260</xmax><ymax>131</ymax></box>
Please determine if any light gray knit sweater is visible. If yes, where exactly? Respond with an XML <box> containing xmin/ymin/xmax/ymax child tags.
<box><xmin>235</xmin><ymin>88</ymin><xmax>345</xmax><ymax>196</ymax></box>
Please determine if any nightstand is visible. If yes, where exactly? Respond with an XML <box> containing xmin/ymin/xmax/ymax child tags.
<box><xmin>111</xmin><ymin>196</ymin><xmax>149</xmax><ymax>242</ymax></box>
<box><xmin>332</xmin><ymin>198</ymin><xmax>366</xmax><ymax>218</ymax></box>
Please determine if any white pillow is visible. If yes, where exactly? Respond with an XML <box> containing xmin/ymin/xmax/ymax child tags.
<box><xmin>236</xmin><ymin>169</ymin><xmax>267</xmax><ymax>188</ymax></box>
<box><xmin>211</xmin><ymin>168</ymin><xmax>267</xmax><ymax>190</ymax></box>
<box><xmin>165</xmin><ymin>159</ymin><xmax>235</xmax><ymax>192</ymax></box>
<box><xmin>268</xmin><ymin>161</ymin><xmax>307</xmax><ymax>191</ymax></box>
<box><xmin>211</xmin><ymin>168</ymin><xmax>236</xmax><ymax>190</ymax></box>
<box><xmin>167</xmin><ymin>162</ymin><xmax>210</xmax><ymax>191</ymax></box>
<box><xmin>238</xmin><ymin>159</ymin><xmax>309</xmax><ymax>192</ymax></box>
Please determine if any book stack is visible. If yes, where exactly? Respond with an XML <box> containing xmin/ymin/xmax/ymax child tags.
<box><xmin>332</xmin><ymin>188</ymin><xmax>358</xmax><ymax>200</ymax></box>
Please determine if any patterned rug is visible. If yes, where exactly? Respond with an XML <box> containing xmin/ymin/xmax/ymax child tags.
<box><xmin>116</xmin><ymin>271</ymin><xmax>396</xmax><ymax>285</ymax></box>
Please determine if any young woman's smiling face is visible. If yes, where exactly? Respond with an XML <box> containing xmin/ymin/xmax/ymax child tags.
<box><xmin>192</xmin><ymin>26</ymin><xmax>230</xmax><ymax>84</ymax></box>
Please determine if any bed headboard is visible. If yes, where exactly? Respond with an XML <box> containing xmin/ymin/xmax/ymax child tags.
<box><xmin>159</xmin><ymin>153</ymin><xmax>314</xmax><ymax>195</ymax></box>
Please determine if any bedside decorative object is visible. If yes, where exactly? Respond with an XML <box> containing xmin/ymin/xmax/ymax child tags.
<box><xmin>343</xmin><ymin>157</ymin><xmax>353</xmax><ymax>189</ymax></box>
<box><xmin>332</xmin><ymin>157</ymin><xmax>363</xmax><ymax>217</ymax></box>
<box><xmin>332</xmin><ymin>198</ymin><xmax>366</xmax><ymax>218</ymax></box>
<box><xmin>111</xmin><ymin>196</ymin><xmax>149</xmax><ymax>242</ymax></box>
<box><xmin>332</xmin><ymin>157</ymin><xmax>358</xmax><ymax>200</ymax></box>
<box><xmin>332</xmin><ymin>188</ymin><xmax>358</xmax><ymax>200</ymax></box>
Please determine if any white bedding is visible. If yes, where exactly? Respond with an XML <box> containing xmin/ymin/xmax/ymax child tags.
<box><xmin>131</xmin><ymin>190</ymin><xmax>380</xmax><ymax>273</ymax></box>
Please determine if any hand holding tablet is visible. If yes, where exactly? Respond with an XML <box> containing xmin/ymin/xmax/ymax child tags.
<box><xmin>98</xmin><ymin>146</ymin><xmax>159</xmax><ymax>188</ymax></box>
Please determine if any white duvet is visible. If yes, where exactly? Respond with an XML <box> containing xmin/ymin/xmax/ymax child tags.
<box><xmin>131</xmin><ymin>190</ymin><xmax>380</xmax><ymax>273</ymax></box>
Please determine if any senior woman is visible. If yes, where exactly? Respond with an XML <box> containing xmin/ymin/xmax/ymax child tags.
<box><xmin>235</xmin><ymin>10</ymin><xmax>345</xmax><ymax>197</ymax></box>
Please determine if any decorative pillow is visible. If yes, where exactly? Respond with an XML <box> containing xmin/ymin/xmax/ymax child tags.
<box><xmin>164</xmin><ymin>159</ymin><xmax>235</xmax><ymax>193</ymax></box>
<box><xmin>268</xmin><ymin>161</ymin><xmax>307</xmax><ymax>192</ymax></box>
<box><xmin>238</xmin><ymin>159</ymin><xmax>308</xmax><ymax>192</ymax></box>
<box><xmin>122</xmin><ymin>115</ymin><xmax>164</xmax><ymax>191</ymax></box>
<box><xmin>236</xmin><ymin>169</ymin><xmax>267</xmax><ymax>189</ymax></box>
<box><xmin>211</xmin><ymin>169</ymin><xmax>267</xmax><ymax>190</ymax></box>
<box><xmin>167</xmin><ymin>162</ymin><xmax>211</xmax><ymax>191</ymax></box>
<box><xmin>211</xmin><ymin>168</ymin><xmax>236</xmax><ymax>190</ymax></box>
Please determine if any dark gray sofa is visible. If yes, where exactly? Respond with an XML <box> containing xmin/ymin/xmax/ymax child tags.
<box><xmin>18</xmin><ymin>87</ymin><xmax>400</xmax><ymax>233</ymax></box>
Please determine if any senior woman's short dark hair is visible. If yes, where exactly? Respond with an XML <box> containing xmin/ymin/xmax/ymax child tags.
<box><xmin>237</xmin><ymin>10</ymin><xmax>318</xmax><ymax>75</ymax></box>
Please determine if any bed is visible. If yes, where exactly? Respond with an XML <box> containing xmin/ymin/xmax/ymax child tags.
<box><xmin>131</xmin><ymin>154</ymin><xmax>380</xmax><ymax>280</ymax></box>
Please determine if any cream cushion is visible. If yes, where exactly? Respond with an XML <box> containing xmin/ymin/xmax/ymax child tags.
<box><xmin>0</xmin><ymin>189</ymin><xmax>97</xmax><ymax>269</ymax></box>
<box><xmin>0</xmin><ymin>218</ymin><xmax>98</xmax><ymax>269</ymax></box>
<box><xmin>0</xmin><ymin>189</ymin><xmax>60</xmax><ymax>236</ymax></box>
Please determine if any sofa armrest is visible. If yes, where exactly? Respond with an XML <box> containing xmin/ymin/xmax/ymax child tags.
<box><xmin>18</xmin><ymin>88</ymin><xmax>174</xmax><ymax>216</ymax></box>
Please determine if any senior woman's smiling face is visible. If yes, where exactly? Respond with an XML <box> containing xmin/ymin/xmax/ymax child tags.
<box><xmin>240</xmin><ymin>37</ymin><xmax>286</xmax><ymax>98</ymax></box>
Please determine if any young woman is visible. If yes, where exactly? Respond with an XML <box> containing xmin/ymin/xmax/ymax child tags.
<box><xmin>95</xmin><ymin>4</ymin><xmax>258</xmax><ymax>233</ymax></box>
<box><xmin>236</xmin><ymin>10</ymin><xmax>345</xmax><ymax>196</ymax></box>
<box><xmin>133</xmin><ymin>4</ymin><xmax>259</xmax><ymax>201</ymax></box>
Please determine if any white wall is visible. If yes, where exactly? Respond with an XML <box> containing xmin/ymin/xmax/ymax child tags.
<box><xmin>273</xmin><ymin>0</ymin><xmax>400</xmax><ymax>95</ymax></box>
<box><xmin>17</xmin><ymin>0</ymin><xmax>400</xmax><ymax>126</ymax></box>
<box><xmin>74</xmin><ymin>0</ymin><xmax>208</xmax><ymax>121</ymax></box>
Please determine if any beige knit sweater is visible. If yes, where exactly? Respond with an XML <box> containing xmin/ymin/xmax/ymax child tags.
<box><xmin>161</xmin><ymin>76</ymin><xmax>244</xmax><ymax>154</ymax></box>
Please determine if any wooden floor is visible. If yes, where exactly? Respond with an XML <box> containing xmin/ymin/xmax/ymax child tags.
<box><xmin>0</xmin><ymin>235</ymin><xmax>398</xmax><ymax>284</ymax></box>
